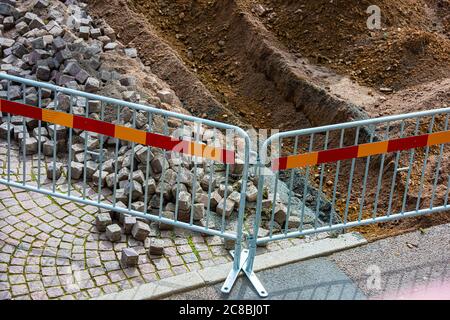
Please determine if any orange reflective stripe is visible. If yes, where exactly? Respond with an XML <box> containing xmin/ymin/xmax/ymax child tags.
<box><xmin>286</xmin><ymin>152</ymin><xmax>318</xmax><ymax>169</ymax></box>
<box><xmin>42</xmin><ymin>109</ymin><xmax>73</xmax><ymax>128</ymax></box>
<box><xmin>203</xmin><ymin>145</ymin><xmax>222</xmax><ymax>162</ymax></box>
<box><xmin>357</xmin><ymin>141</ymin><xmax>388</xmax><ymax>158</ymax></box>
<box><xmin>115</xmin><ymin>125</ymin><xmax>146</xmax><ymax>145</ymax></box>
<box><xmin>187</xmin><ymin>141</ymin><xmax>206</xmax><ymax>158</ymax></box>
<box><xmin>427</xmin><ymin>130</ymin><xmax>450</xmax><ymax>146</ymax></box>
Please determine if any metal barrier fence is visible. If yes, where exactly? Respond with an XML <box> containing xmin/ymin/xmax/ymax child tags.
<box><xmin>1</xmin><ymin>73</ymin><xmax>449</xmax><ymax>298</ymax></box>
<box><xmin>245</xmin><ymin>106</ymin><xmax>450</xmax><ymax>296</ymax></box>
<box><xmin>0</xmin><ymin>73</ymin><xmax>254</xmax><ymax>292</ymax></box>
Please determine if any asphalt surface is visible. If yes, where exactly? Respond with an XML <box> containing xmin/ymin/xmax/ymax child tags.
<box><xmin>167</xmin><ymin>257</ymin><xmax>366</xmax><ymax>300</ymax></box>
<box><xmin>167</xmin><ymin>223</ymin><xmax>450</xmax><ymax>300</ymax></box>
<box><xmin>331</xmin><ymin>222</ymin><xmax>450</xmax><ymax>299</ymax></box>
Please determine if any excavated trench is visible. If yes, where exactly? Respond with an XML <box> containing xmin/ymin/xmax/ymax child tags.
<box><xmin>88</xmin><ymin>0</ymin><xmax>373</xmax><ymax>132</ymax></box>
<box><xmin>88</xmin><ymin>0</ymin><xmax>450</xmax><ymax>240</ymax></box>
<box><xmin>87</xmin><ymin>0</ymin><xmax>377</xmax><ymax>234</ymax></box>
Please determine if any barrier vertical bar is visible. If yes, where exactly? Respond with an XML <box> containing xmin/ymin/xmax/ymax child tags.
<box><xmin>344</xmin><ymin>126</ymin><xmax>360</xmax><ymax>224</ymax></box>
<box><xmin>37</xmin><ymin>88</ymin><xmax>42</xmax><ymax>189</ymax></box>
<box><xmin>67</xmin><ymin>95</ymin><xmax>74</xmax><ymax>197</ymax></box>
<box><xmin>314</xmin><ymin>131</ymin><xmax>329</xmax><ymax>229</ymax></box>
<box><xmin>373</xmin><ymin>123</ymin><xmax>390</xmax><ymax>219</ymax></box>
<box><xmin>143</xmin><ymin>112</ymin><xmax>153</xmax><ymax>215</ymax></box>
<box><xmin>401</xmin><ymin>118</ymin><xmax>421</xmax><ymax>213</ymax></box>
<box><xmin>430</xmin><ymin>114</ymin><xmax>449</xmax><ymax>208</ymax></box>
<box><xmin>387</xmin><ymin>121</ymin><xmax>405</xmax><ymax>217</ymax></box>
<box><xmin>301</xmin><ymin>133</ymin><xmax>315</xmax><ymax>230</ymax></box>
<box><xmin>112</xmin><ymin>104</ymin><xmax>121</xmax><ymax>207</ymax></box>
<box><xmin>158</xmin><ymin>116</ymin><xmax>169</xmax><ymax>218</ymax></box>
<box><xmin>416</xmin><ymin>115</ymin><xmax>435</xmax><ymax>210</ymax></box>
<box><xmin>6</xmin><ymin>80</ymin><xmax>11</xmax><ymax>182</ymax></box>
<box><xmin>127</xmin><ymin>110</ymin><xmax>137</xmax><ymax>211</ymax></box>
<box><xmin>330</xmin><ymin>129</ymin><xmax>345</xmax><ymax>227</ymax></box>
<box><xmin>21</xmin><ymin>83</ymin><xmax>26</xmax><ymax>186</ymax></box>
<box><xmin>97</xmin><ymin>100</ymin><xmax>106</xmax><ymax>204</ymax></box>
<box><xmin>284</xmin><ymin>136</ymin><xmax>298</xmax><ymax>235</ymax></box>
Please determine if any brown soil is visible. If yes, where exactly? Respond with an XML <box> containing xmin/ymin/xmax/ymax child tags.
<box><xmin>87</xmin><ymin>0</ymin><xmax>450</xmax><ymax>241</ymax></box>
<box><xmin>128</xmin><ymin>0</ymin><xmax>306</xmax><ymax>130</ymax></box>
<box><xmin>89</xmin><ymin>0</ymin><xmax>376</xmax><ymax>131</ymax></box>
<box><xmin>251</xmin><ymin>0</ymin><xmax>450</xmax><ymax>90</ymax></box>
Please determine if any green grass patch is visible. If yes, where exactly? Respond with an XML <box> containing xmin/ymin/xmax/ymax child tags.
<box><xmin>187</xmin><ymin>235</ymin><xmax>201</xmax><ymax>260</ymax></box>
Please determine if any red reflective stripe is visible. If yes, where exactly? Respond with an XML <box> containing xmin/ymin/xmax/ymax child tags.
<box><xmin>2</xmin><ymin>100</ymin><xmax>42</xmax><ymax>120</ymax></box>
<box><xmin>73</xmin><ymin>115</ymin><xmax>115</xmax><ymax>137</ymax></box>
<box><xmin>387</xmin><ymin>134</ymin><xmax>429</xmax><ymax>152</ymax></box>
<box><xmin>0</xmin><ymin>99</ymin><xmax>236</xmax><ymax>164</ymax></box>
<box><xmin>146</xmin><ymin>132</ymin><xmax>183</xmax><ymax>150</ymax></box>
<box><xmin>272</xmin><ymin>157</ymin><xmax>288</xmax><ymax>171</ymax></box>
<box><xmin>221</xmin><ymin>149</ymin><xmax>235</xmax><ymax>164</ymax></box>
<box><xmin>317</xmin><ymin>146</ymin><xmax>359</xmax><ymax>164</ymax></box>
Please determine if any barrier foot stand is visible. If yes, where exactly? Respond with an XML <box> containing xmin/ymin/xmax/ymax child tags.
<box><xmin>221</xmin><ymin>249</ymin><xmax>268</xmax><ymax>298</ymax></box>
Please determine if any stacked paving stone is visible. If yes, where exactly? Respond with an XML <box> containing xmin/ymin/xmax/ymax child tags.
<box><xmin>0</xmin><ymin>0</ymin><xmax>184</xmax><ymax>110</ymax></box>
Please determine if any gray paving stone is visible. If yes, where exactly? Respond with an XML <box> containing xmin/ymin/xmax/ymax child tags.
<box><xmin>85</xmin><ymin>77</ymin><xmax>100</xmax><ymax>93</ymax></box>
<box><xmin>46</xmin><ymin>162</ymin><xmax>63</xmax><ymax>180</ymax></box>
<box><xmin>120</xmin><ymin>248</ymin><xmax>138</xmax><ymax>267</ymax></box>
<box><xmin>216</xmin><ymin>198</ymin><xmax>235</xmax><ymax>217</ymax></box>
<box><xmin>149</xmin><ymin>239</ymin><xmax>164</xmax><ymax>256</ymax></box>
<box><xmin>193</xmin><ymin>203</ymin><xmax>205</xmax><ymax>221</ymax></box>
<box><xmin>158</xmin><ymin>211</ymin><xmax>175</xmax><ymax>231</ymax></box>
<box><xmin>122</xmin><ymin>216</ymin><xmax>136</xmax><ymax>235</ymax></box>
<box><xmin>95</xmin><ymin>213</ymin><xmax>112</xmax><ymax>232</ymax></box>
<box><xmin>131</xmin><ymin>221</ymin><xmax>150</xmax><ymax>241</ymax></box>
<box><xmin>105</xmin><ymin>224</ymin><xmax>121</xmax><ymax>242</ymax></box>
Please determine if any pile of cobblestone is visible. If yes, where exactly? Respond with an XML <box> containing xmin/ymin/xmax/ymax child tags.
<box><xmin>0</xmin><ymin>0</ymin><xmax>303</xmax><ymax>250</ymax></box>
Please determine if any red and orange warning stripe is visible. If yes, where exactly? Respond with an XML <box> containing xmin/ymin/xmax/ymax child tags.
<box><xmin>272</xmin><ymin>130</ymin><xmax>450</xmax><ymax>171</ymax></box>
<box><xmin>0</xmin><ymin>99</ymin><xmax>235</xmax><ymax>164</ymax></box>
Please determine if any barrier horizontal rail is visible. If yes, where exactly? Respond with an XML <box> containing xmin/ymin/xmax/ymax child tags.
<box><xmin>0</xmin><ymin>98</ymin><xmax>235</xmax><ymax>163</ymax></box>
<box><xmin>272</xmin><ymin>130</ymin><xmax>450</xmax><ymax>171</ymax></box>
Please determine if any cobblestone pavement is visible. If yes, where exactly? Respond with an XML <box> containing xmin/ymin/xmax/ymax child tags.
<box><xmin>0</xmin><ymin>141</ymin><xmax>324</xmax><ymax>300</ymax></box>
<box><xmin>0</xmin><ymin>184</ymin><xmax>317</xmax><ymax>300</ymax></box>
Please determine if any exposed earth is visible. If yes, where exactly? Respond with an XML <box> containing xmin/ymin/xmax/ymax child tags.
<box><xmin>0</xmin><ymin>0</ymin><xmax>449</xmax><ymax>301</ymax></box>
<box><xmin>88</xmin><ymin>0</ymin><xmax>450</xmax><ymax>240</ymax></box>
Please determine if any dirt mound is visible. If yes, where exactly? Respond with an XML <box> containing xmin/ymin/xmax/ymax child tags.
<box><xmin>336</xmin><ymin>28</ymin><xmax>449</xmax><ymax>89</ymax></box>
<box><xmin>125</xmin><ymin>0</ymin><xmax>313</xmax><ymax>130</ymax></box>
<box><xmin>251</xmin><ymin>0</ymin><xmax>450</xmax><ymax>90</ymax></box>
<box><xmin>89</xmin><ymin>0</ymin><xmax>247</xmax><ymax>126</ymax></box>
<box><xmin>88</xmin><ymin>0</ymin><xmax>450</xmax><ymax>241</ymax></box>
<box><xmin>93</xmin><ymin>0</ymin><xmax>377</xmax><ymax>133</ymax></box>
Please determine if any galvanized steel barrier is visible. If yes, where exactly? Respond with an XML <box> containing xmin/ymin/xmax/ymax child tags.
<box><xmin>0</xmin><ymin>73</ymin><xmax>258</xmax><ymax>294</ymax></box>
<box><xmin>245</xmin><ymin>106</ymin><xmax>450</xmax><ymax>296</ymax></box>
<box><xmin>1</xmin><ymin>73</ymin><xmax>449</xmax><ymax>298</ymax></box>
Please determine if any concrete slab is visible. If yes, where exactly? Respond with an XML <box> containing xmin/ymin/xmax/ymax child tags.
<box><xmin>95</xmin><ymin>272</ymin><xmax>205</xmax><ymax>300</ymax></box>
